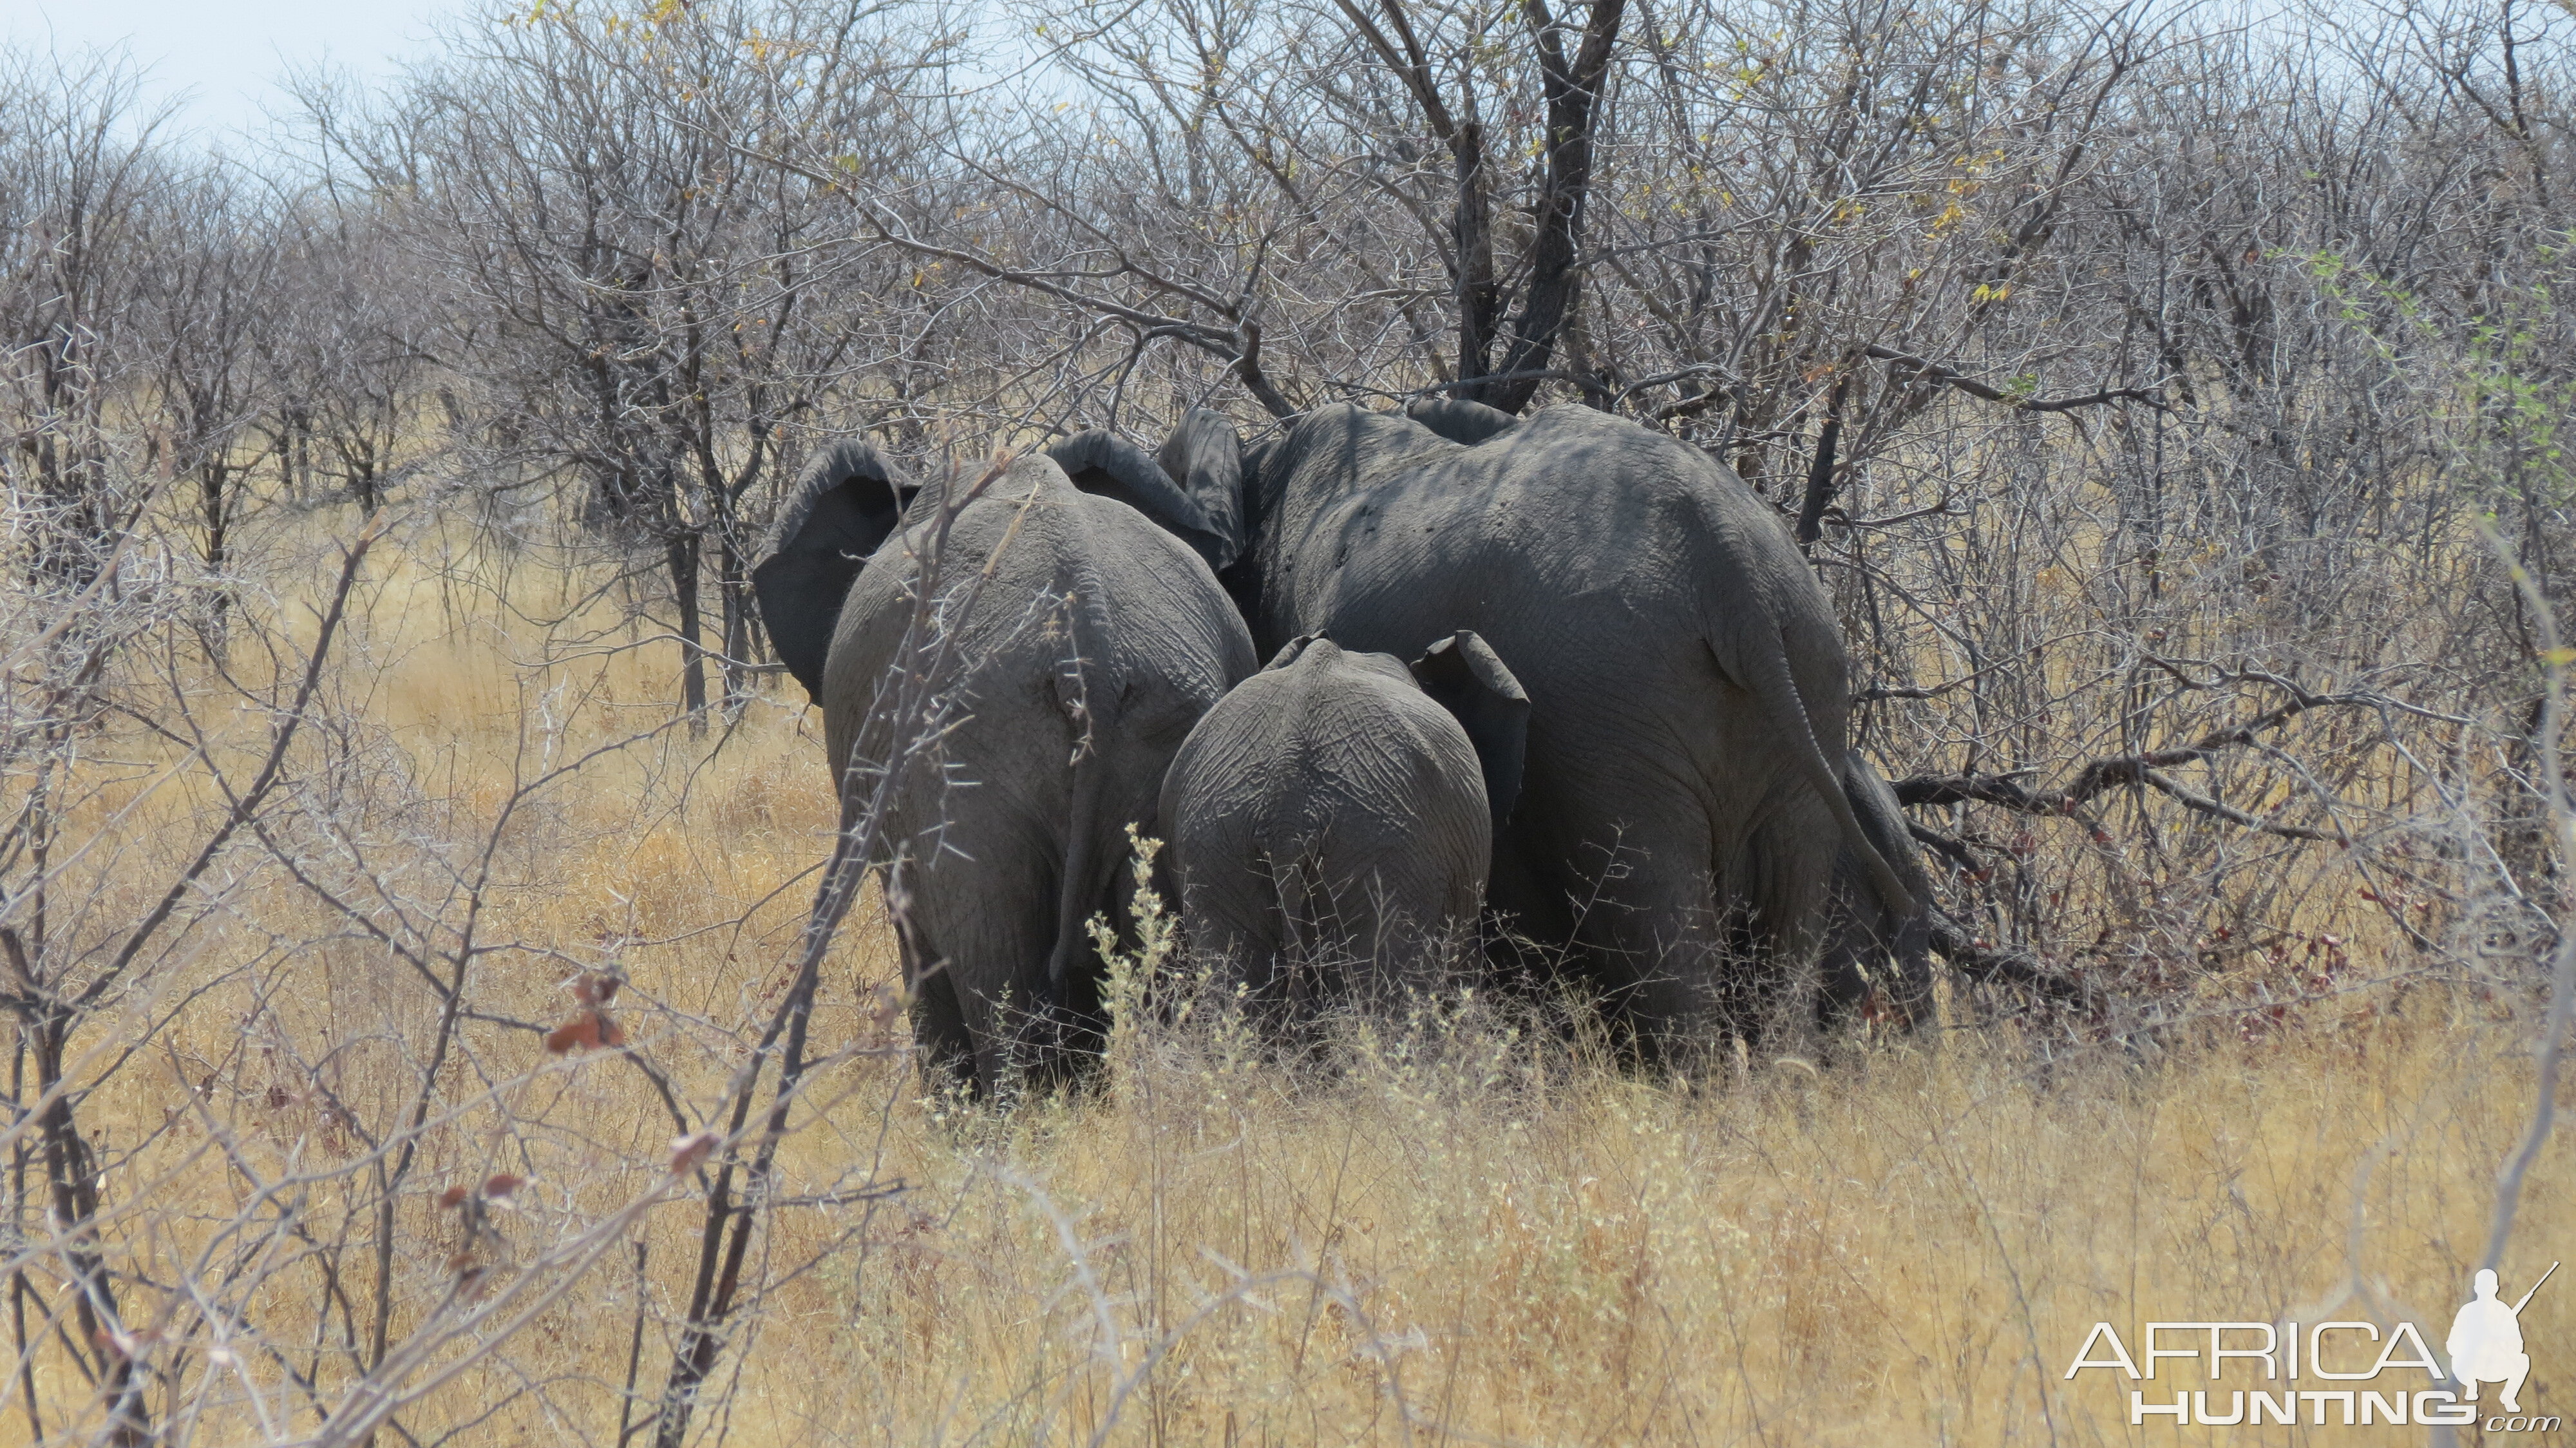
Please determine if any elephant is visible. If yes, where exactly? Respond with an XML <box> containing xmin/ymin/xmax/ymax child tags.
<box><xmin>1817</xmin><ymin>750</ymin><xmax>1937</xmax><ymax>1027</ymax></box>
<box><xmin>752</xmin><ymin>435</ymin><xmax>1256</xmax><ymax>1095</ymax></box>
<box><xmin>1157</xmin><ymin>629</ymin><xmax>1530</xmax><ymax>1011</ymax></box>
<box><xmin>1126</xmin><ymin>398</ymin><xmax>1922</xmax><ymax>1052</ymax></box>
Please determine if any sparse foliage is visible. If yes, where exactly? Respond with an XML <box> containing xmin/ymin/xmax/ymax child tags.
<box><xmin>0</xmin><ymin>0</ymin><xmax>2570</xmax><ymax>1440</ymax></box>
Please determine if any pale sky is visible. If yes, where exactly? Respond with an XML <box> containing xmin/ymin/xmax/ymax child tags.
<box><xmin>8</xmin><ymin>0</ymin><xmax>473</xmax><ymax>137</ymax></box>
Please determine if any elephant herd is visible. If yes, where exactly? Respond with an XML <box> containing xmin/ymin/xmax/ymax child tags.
<box><xmin>753</xmin><ymin>399</ymin><xmax>1933</xmax><ymax>1096</ymax></box>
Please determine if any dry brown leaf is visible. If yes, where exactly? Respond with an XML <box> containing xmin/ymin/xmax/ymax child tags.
<box><xmin>669</xmin><ymin>1130</ymin><xmax>719</xmax><ymax>1175</ymax></box>
<box><xmin>546</xmin><ymin>1009</ymin><xmax>620</xmax><ymax>1054</ymax></box>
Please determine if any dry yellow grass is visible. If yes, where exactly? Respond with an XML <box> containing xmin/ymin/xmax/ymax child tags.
<box><xmin>12</xmin><ymin>508</ymin><xmax>2571</xmax><ymax>1447</ymax></box>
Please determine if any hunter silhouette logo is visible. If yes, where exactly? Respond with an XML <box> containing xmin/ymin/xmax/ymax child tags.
<box><xmin>2063</xmin><ymin>1261</ymin><xmax>2559</xmax><ymax>1429</ymax></box>
<box><xmin>2450</xmin><ymin>1262</ymin><xmax>2553</xmax><ymax>1414</ymax></box>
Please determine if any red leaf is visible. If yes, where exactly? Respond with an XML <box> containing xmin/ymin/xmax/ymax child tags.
<box><xmin>669</xmin><ymin>1130</ymin><xmax>719</xmax><ymax>1175</ymax></box>
<box><xmin>439</xmin><ymin>1185</ymin><xmax>471</xmax><ymax>1209</ymax></box>
<box><xmin>483</xmin><ymin>1174</ymin><xmax>525</xmax><ymax>1201</ymax></box>
<box><xmin>1859</xmin><ymin>988</ymin><xmax>1900</xmax><ymax>1027</ymax></box>
<box><xmin>547</xmin><ymin>1009</ymin><xmax>620</xmax><ymax>1054</ymax></box>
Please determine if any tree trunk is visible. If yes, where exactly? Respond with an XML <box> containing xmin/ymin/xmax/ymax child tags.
<box><xmin>717</xmin><ymin>535</ymin><xmax>751</xmax><ymax>710</ymax></box>
<box><xmin>1794</xmin><ymin>376</ymin><xmax>1852</xmax><ymax>549</ymax></box>
<box><xmin>1453</xmin><ymin>120</ymin><xmax>1500</xmax><ymax>388</ymax></box>
<box><xmin>201</xmin><ymin>461</ymin><xmax>234</xmax><ymax>645</ymax></box>
<box><xmin>668</xmin><ymin>531</ymin><xmax>708</xmax><ymax>733</ymax></box>
<box><xmin>1482</xmin><ymin>0</ymin><xmax>1625</xmax><ymax>415</ymax></box>
<box><xmin>32</xmin><ymin>1015</ymin><xmax>147</xmax><ymax>1444</ymax></box>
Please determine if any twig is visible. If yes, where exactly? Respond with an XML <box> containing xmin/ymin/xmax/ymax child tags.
<box><xmin>1926</xmin><ymin>911</ymin><xmax>2104</xmax><ymax>1011</ymax></box>
<box><xmin>1865</xmin><ymin>344</ymin><xmax>2170</xmax><ymax>412</ymax></box>
<box><xmin>1892</xmin><ymin>678</ymin><xmax>2412</xmax><ymax>836</ymax></box>
<box><xmin>616</xmin><ymin>1242</ymin><xmax>648</xmax><ymax>1446</ymax></box>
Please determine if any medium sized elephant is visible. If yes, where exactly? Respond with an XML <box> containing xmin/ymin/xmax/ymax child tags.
<box><xmin>753</xmin><ymin>434</ymin><xmax>1256</xmax><ymax>1098</ymax></box>
<box><xmin>1158</xmin><ymin>631</ymin><xmax>1529</xmax><ymax>1011</ymax></box>
<box><xmin>1817</xmin><ymin>750</ymin><xmax>1937</xmax><ymax>1027</ymax></box>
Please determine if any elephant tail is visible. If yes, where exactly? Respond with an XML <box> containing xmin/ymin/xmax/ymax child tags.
<box><xmin>1046</xmin><ymin>749</ymin><xmax>1115</xmax><ymax>1002</ymax></box>
<box><xmin>1728</xmin><ymin>632</ymin><xmax>1921</xmax><ymax>924</ymax></box>
<box><xmin>1045</xmin><ymin>578</ymin><xmax>1129</xmax><ymax>1000</ymax></box>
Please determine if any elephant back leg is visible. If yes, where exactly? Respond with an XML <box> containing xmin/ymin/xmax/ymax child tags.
<box><xmin>1176</xmin><ymin>873</ymin><xmax>1282</xmax><ymax>1002</ymax></box>
<box><xmin>905</xmin><ymin>836</ymin><xmax>1077</xmax><ymax>1098</ymax></box>
<box><xmin>1510</xmin><ymin>770</ymin><xmax>1752</xmax><ymax>1061</ymax></box>
<box><xmin>1727</xmin><ymin>782</ymin><xmax>1842</xmax><ymax>1015</ymax></box>
<box><xmin>1510</xmin><ymin>683</ymin><xmax>1843</xmax><ymax>1053</ymax></box>
<box><xmin>1316</xmin><ymin>837</ymin><xmax>1484</xmax><ymax>1007</ymax></box>
<box><xmin>1162</xmin><ymin>772</ymin><xmax>1293</xmax><ymax>999</ymax></box>
<box><xmin>886</xmin><ymin>862</ymin><xmax>976</xmax><ymax>1094</ymax></box>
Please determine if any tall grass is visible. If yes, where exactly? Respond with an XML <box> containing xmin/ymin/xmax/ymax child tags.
<box><xmin>15</xmin><ymin>504</ymin><xmax>2562</xmax><ymax>1446</ymax></box>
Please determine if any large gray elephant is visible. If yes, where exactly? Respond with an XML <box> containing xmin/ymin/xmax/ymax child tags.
<box><xmin>1132</xmin><ymin>399</ymin><xmax>1921</xmax><ymax>1049</ymax></box>
<box><xmin>753</xmin><ymin>437</ymin><xmax>1256</xmax><ymax>1094</ymax></box>
<box><xmin>1158</xmin><ymin>630</ymin><xmax>1529</xmax><ymax>1011</ymax></box>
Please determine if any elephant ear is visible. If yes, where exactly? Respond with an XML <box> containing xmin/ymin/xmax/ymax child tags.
<box><xmin>1156</xmin><ymin>408</ymin><xmax>1246</xmax><ymax>568</ymax></box>
<box><xmin>1410</xmin><ymin>631</ymin><xmax>1531</xmax><ymax>830</ymax></box>
<box><xmin>1047</xmin><ymin>429</ymin><xmax>1233</xmax><ymax>572</ymax></box>
<box><xmin>753</xmin><ymin>439</ymin><xmax>914</xmax><ymax>701</ymax></box>
<box><xmin>1404</xmin><ymin>397</ymin><xmax>1520</xmax><ymax>446</ymax></box>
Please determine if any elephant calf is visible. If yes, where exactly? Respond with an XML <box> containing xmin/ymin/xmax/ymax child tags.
<box><xmin>1159</xmin><ymin>631</ymin><xmax>1528</xmax><ymax>1011</ymax></box>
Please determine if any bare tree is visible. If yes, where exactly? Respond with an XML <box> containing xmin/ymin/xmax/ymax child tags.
<box><xmin>309</xmin><ymin>0</ymin><xmax>952</xmax><ymax>719</ymax></box>
<box><xmin>0</xmin><ymin>49</ymin><xmax>175</xmax><ymax>586</ymax></box>
<box><xmin>135</xmin><ymin>160</ymin><xmax>287</xmax><ymax>632</ymax></box>
<box><xmin>252</xmin><ymin>198</ymin><xmax>437</xmax><ymax>515</ymax></box>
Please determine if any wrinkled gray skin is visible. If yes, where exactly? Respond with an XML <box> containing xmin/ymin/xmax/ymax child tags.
<box><xmin>1817</xmin><ymin>751</ymin><xmax>1937</xmax><ymax>1024</ymax></box>
<box><xmin>1139</xmin><ymin>399</ymin><xmax>1922</xmax><ymax>1048</ymax></box>
<box><xmin>754</xmin><ymin>442</ymin><xmax>1255</xmax><ymax>1095</ymax></box>
<box><xmin>1159</xmin><ymin>631</ymin><xmax>1530</xmax><ymax>1009</ymax></box>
